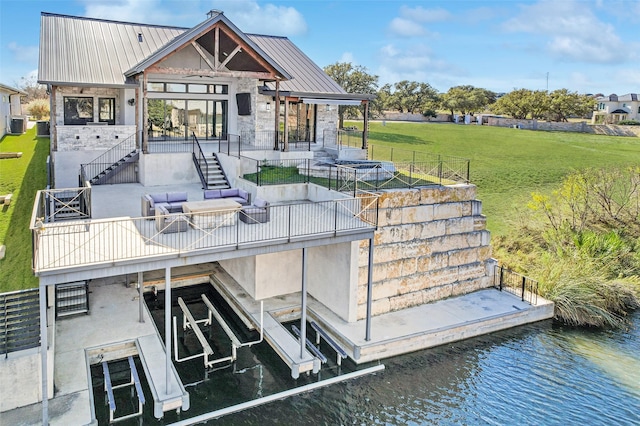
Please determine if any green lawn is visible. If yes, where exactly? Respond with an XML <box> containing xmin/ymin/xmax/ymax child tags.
<box><xmin>353</xmin><ymin>121</ymin><xmax>640</xmax><ymax>235</ymax></box>
<box><xmin>0</xmin><ymin>128</ymin><xmax>49</xmax><ymax>292</ymax></box>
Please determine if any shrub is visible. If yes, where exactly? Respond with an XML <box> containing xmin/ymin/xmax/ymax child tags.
<box><xmin>26</xmin><ymin>98</ymin><xmax>50</xmax><ymax>120</ymax></box>
<box><xmin>618</xmin><ymin>120</ymin><xmax>640</xmax><ymax>125</ymax></box>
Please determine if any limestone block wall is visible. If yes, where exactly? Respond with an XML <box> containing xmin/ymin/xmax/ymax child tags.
<box><xmin>357</xmin><ymin>185</ymin><xmax>492</xmax><ymax>319</ymax></box>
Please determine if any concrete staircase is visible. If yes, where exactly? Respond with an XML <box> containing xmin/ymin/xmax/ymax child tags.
<box><xmin>196</xmin><ymin>152</ymin><xmax>230</xmax><ymax>190</ymax></box>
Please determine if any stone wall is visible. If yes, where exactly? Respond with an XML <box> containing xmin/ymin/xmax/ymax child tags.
<box><xmin>356</xmin><ymin>185</ymin><xmax>492</xmax><ymax>319</ymax></box>
<box><xmin>487</xmin><ymin>117</ymin><xmax>640</xmax><ymax>137</ymax></box>
<box><xmin>380</xmin><ymin>112</ymin><xmax>451</xmax><ymax>122</ymax></box>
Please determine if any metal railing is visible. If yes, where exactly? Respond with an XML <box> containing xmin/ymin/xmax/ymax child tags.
<box><xmin>216</xmin><ymin>133</ymin><xmax>241</xmax><ymax>158</ymax></box>
<box><xmin>31</xmin><ymin>195</ymin><xmax>378</xmax><ymax>273</ymax></box>
<box><xmin>80</xmin><ymin>133</ymin><xmax>138</xmax><ymax>185</ymax></box>
<box><xmin>240</xmin><ymin>130</ymin><xmax>312</xmax><ymax>152</ymax></box>
<box><xmin>31</xmin><ymin>186</ymin><xmax>92</xmax><ymax>225</ymax></box>
<box><xmin>147</xmin><ymin>136</ymin><xmax>194</xmax><ymax>153</ymax></box>
<box><xmin>368</xmin><ymin>145</ymin><xmax>470</xmax><ymax>184</ymax></box>
<box><xmin>1</xmin><ymin>288</ymin><xmax>40</xmax><ymax>355</ymax></box>
<box><xmin>494</xmin><ymin>265</ymin><xmax>539</xmax><ymax>305</ymax></box>
<box><xmin>241</xmin><ymin>157</ymin><xmax>460</xmax><ymax>192</ymax></box>
<box><xmin>323</xmin><ymin>129</ymin><xmax>364</xmax><ymax>149</ymax></box>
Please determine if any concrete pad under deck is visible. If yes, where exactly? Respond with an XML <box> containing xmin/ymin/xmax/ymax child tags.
<box><xmin>207</xmin><ymin>266</ymin><xmax>554</xmax><ymax>365</ymax></box>
<box><xmin>1</xmin><ymin>278</ymin><xmax>187</xmax><ymax>425</ymax></box>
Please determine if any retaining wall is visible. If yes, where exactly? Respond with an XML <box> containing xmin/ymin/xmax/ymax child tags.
<box><xmin>356</xmin><ymin>185</ymin><xmax>492</xmax><ymax>319</ymax></box>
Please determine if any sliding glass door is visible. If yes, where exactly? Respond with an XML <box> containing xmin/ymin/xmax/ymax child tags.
<box><xmin>148</xmin><ymin>99</ymin><xmax>227</xmax><ymax>140</ymax></box>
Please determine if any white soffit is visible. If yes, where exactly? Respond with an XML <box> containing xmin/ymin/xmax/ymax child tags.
<box><xmin>301</xmin><ymin>98</ymin><xmax>362</xmax><ymax>106</ymax></box>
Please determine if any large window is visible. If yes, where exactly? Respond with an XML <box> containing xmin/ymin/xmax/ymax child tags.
<box><xmin>64</xmin><ymin>97</ymin><xmax>93</xmax><ymax>125</ymax></box>
<box><xmin>148</xmin><ymin>99</ymin><xmax>227</xmax><ymax>140</ymax></box>
<box><xmin>98</xmin><ymin>98</ymin><xmax>115</xmax><ymax>125</ymax></box>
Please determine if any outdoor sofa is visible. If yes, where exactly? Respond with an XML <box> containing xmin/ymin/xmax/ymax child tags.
<box><xmin>142</xmin><ymin>191</ymin><xmax>188</xmax><ymax>218</ymax></box>
<box><xmin>203</xmin><ymin>188</ymin><xmax>250</xmax><ymax>205</ymax></box>
<box><xmin>239</xmin><ymin>198</ymin><xmax>270</xmax><ymax>224</ymax></box>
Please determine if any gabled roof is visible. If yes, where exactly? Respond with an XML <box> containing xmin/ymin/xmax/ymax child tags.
<box><xmin>596</xmin><ymin>93</ymin><xmax>639</xmax><ymax>102</ymax></box>
<box><xmin>123</xmin><ymin>13</ymin><xmax>291</xmax><ymax>80</ymax></box>
<box><xmin>38</xmin><ymin>11</ymin><xmax>359</xmax><ymax>99</ymax></box>
<box><xmin>0</xmin><ymin>83</ymin><xmax>26</xmax><ymax>95</ymax></box>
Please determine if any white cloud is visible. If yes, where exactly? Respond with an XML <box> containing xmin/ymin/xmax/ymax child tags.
<box><xmin>388</xmin><ymin>18</ymin><xmax>427</xmax><ymax>37</ymax></box>
<box><xmin>502</xmin><ymin>0</ymin><xmax>629</xmax><ymax>63</ymax></box>
<box><xmin>7</xmin><ymin>42</ymin><xmax>39</xmax><ymax>64</ymax></box>
<box><xmin>399</xmin><ymin>6</ymin><xmax>451</xmax><ymax>23</ymax></box>
<box><xmin>339</xmin><ymin>52</ymin><xmax>355</xmax><ymax>64</ymax></box>
<box><xmin>215</xmin><ymin>1</ymin><xmax>307</xmax><ymax>36</ymax></box>
<box><xmin>376</xmin><ymin>43</ymin><xmax>455</xmax><ymax>86</ymax></box>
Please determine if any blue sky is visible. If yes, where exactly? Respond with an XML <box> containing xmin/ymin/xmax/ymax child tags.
<box><xmin>1</xmin><ymin>0</ymin><xmax>638</xmax><ymax>95</ymax></box>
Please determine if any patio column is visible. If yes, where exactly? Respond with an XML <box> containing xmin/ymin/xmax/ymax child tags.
<box><xmin>283</xmin><ymin>99</ymin><xmax>289</xmax><ymax>152</ymax></box>
<box><xmin>39</xmin><ymin>284</ymin><xmax>49</xmax><ymax>426</ymax></box>
<box><xmin>365</xmin><ymin>237</ymin><xmax>374</xmax><ymax>341</ymax></box>
<box><xmin>138</xmin><ymin>272</ymin><xmax>144</xmax><ymax>323</ymax></box>
<box><xmin>164</xmin><ymin>267</ymin><xmax>172</xmax><ymax>394</ymax></box>
<box><xmin>300</xmin><ymin>247</ymin><xmax>308</xmax><ymax>358</ymax></box>
<box><xmin>362</xmin><ymin>100</ymin><xmax>369</xmax><ymax>150</ymax></box>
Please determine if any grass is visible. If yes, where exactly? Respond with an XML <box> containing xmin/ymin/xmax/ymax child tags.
<box><xmin>0</xmin><ymin>128</ymin><xmax>49</xmax><ymax>292</ymax></box>
<box><xmin>353</xmin><ymin>120</ymin><xmax>640</xmax><ymax>236</ymax></box>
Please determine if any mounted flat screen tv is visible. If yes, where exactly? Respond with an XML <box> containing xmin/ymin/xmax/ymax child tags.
<box><xmin>236</xmin><ymin>93</ymin><xmax>251</xmax><ymax>115</ymax></box>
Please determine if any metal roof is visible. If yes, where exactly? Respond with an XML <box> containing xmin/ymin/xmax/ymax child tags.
<box><xmin>0</xmin><ymin>83</ymin><xmax>26</xmax><ymax>95</ymax></box>
<box><xmin>37</xmin><ymin>12</ymin><xmax>361</xmax><ymax>99</ymax></box>
<box><xmin>39</xmin><ymin>13</ymin><xmax>185</xmax><ymax>86</ymax></box>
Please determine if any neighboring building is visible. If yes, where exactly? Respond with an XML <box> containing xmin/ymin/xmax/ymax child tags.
<box><xmin>592</xmin><ymin>93</ymin><xmax>640</xmax><ymax>124</ymax></box>
<box><xmin>0</xmin><ymin>83</ymin><xmax>26</xmax><ymax>138</ymax></box>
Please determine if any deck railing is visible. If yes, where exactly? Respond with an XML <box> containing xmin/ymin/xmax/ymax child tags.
<box><xmin>1</xmin><ymin>288</ymin><xmax>41</xmax><ymax>355</ymax></box>
<box><xmin>323</xmin><ymin>129</ymin><xmax>364</xmax><ymax>149</ymax></box>
<box><xmin>31</xmin><ymin>194</ymin><xmax>378</xmax><ymax>273</ymax></box>
<box><xmin>493</xmin><ymin>265</ymin><xmax>539</xmax><ymax>305</ymax></box>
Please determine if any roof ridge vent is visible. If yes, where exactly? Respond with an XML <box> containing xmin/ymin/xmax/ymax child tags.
<box><xmin>207</xmin><ymin>9</ymin><xmax>223</xmax><ymax>19</ymax></box>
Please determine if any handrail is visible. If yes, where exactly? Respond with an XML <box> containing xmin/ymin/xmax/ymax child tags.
<box><xmin>80</xmin><ymin>133</ymin><xmax>137</xmax><ymax>184</ymax></box>
<box><xmin>494</xmin><ymin>265</ymin><xmax>539</xmax><ymax>305</ymax></box>
<box><xmin>191</xmin><ymin>133</ymin><xmax>210</xmax><ymax>189</ymax></box>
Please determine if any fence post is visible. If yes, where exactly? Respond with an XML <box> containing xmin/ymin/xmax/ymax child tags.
<box><xmin>256</xmin><ymin>159</ymin><xmax>260</xmax><ymax>186</ymax></box>
<box><xmin>499</xmin><ymin>266</ymin><xmax>504</xmax><ymax>291</ymax></box>
<box><xmin>438</xmin><ymin>160</ymin><xmax>443</xmax><ymax>185</ymax></box>
<box><xmin>521</xmin><ymin>276</ymin><xmax>526</xmax><ymax>301</ymax></box>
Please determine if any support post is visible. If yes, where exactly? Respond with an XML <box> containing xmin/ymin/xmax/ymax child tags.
<box><xmin>138</xmin><ymin>271</ymin><xmax>144</xmax><ymax>323</ymax></box>
<box><xmin>274</xmin><ymin>79</ymin><xmax>280</xmax><ymax>151</ymax></box>
<box><xmin>365</xmin><ymin>237</ymin><xmax>374</xmax><ymax>341</ymax></box>
<box><xmin>164</xmin><ymin>267</ymin><xmax>171</xmax><ymax>395</ymax></box>
<box><xmin>39</xmin><ymin>285</ymin><xmax>49</xmax><ymax>426</ymax></box>
<box><xmin>283</xmin><ymin>99</ymin><xmax>289</xmax><ymax>152</ymax></box>
<box><xmin>300</xmin><ymin>247</ymin><xmax>308</xmax><ymax>358</ymax></box>
<box><xmin>362</xmin><ymin>100</ymin><xmax>369</xmax><ymax>150</ymax></box>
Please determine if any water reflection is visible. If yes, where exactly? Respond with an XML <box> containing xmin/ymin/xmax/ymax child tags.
<box><xmin>216</xmin><ymin>312</ymin><xmax>640</xmax><ymax>426</ymax></box>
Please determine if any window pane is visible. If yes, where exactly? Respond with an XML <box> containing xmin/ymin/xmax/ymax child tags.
<box><xmin>211</xmin><ymin>85</ymin><xmax>228</xmax><ymax>94</ymax></box>
<box><xmin>64</xmin><ymin>97</ymin><xmax>93</xmax><ymax>125</ymax></box>
<box><xmin>147</xmin><ymin>82</ymin><xmax>164</xmax><ymax>92</ymax></box>
<box><xmin>166</xmin><ymin>83</ymin><xmax>186</xmax><ymax>93</ymax></box>
<box><xmin>189</xmin><ymin>84</ymin><xmax>208</xmax><ymax>93</ymax></box>
<box><xmin>98</xmin><ymin>98</ymin><xmax>115</xmax><ymax>124</ymax></box>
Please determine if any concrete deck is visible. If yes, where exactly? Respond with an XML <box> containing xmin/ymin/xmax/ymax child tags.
<box><xmin>207</xmin><ymin>265</ymin><xmax>555</xmax><ymax>364</ymax></box>
<box><xmin>0</xmin><ymin>278</ymin><xmax>187</xmax><ymax>426</ymax></box>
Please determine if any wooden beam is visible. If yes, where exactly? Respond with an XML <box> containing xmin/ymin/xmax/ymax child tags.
<box><xmin>214</xmin><ymin>27</ymin><xmax>220</xmax><ymax>68</ymax></box>
<box><xmin>191</xmin><ymin>41</ymin><xmax>216</xmax><ymax>71</ymax></box>
<box><xmin>146</xmin><ymin>65</ymin><xmax>273</xmax><ymax>80</ymax></box>
<box><xmin>216</xmin><ymin>23</ymin><xmax>281</xmax><ymax>78</ymax></box>
<box><xmin>274</xmin><ymin>79</ymin><xmax>280</xmax><ymax>151</ymax></box>
<box><xmin>219</xmin><ymin>45</ymin><xmax>242</xmax><ymax>69</ymax></box>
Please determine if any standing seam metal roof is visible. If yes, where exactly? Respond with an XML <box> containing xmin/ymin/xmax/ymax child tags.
<box><xmin>38</xmin><ymin>12</ymin><xmax>351</xmax><ymax>97</ymax></box>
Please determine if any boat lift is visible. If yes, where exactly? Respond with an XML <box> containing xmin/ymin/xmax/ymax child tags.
<box><xmin>102</xmin><ymin>356</ymin><xmax>146</xmax><ymax>423</ymax></box>
<box><xmin>310</xmin><ymin>321</ymin><xmax>348</xmax><ymax>367</ymax></box>
<box><xmin>173</xmin><ymin>295</ymin><xmax>263</xmax><ymax>369</ymax></box>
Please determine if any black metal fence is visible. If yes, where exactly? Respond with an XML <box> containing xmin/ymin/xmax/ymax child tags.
<box><xmin>1</xmin><ymin>288</ymin><xmax>41</xmax><ymax>355</ymax></box>
<box><xmin>80</xmin><ymin>133</ymin><xmax>138</xmax><ymax>185</ymax></box>
<box><xmin>239</xmin><ymin>130</ymin><xmax>312</xmax><ymax>153</ymax></box>
<box><xmin>323</xmin><ymin>129</ymin><xmax>364</xmax><ymax>149</ymax></box>
<box><xmin>494</xmin><ymin>265</ymin><xmax>539</xmax><ymax>305</ymax></box>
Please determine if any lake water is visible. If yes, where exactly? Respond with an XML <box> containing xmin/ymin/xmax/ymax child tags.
<box><xmin>96</xmin><ymin>289</ymin><xmax>639</xmax><ymax>425</ymax></box>
<box><xmin>215</xmin><ymin>310</ymin><xmax>640</xmax><ymax>426</ymax></box>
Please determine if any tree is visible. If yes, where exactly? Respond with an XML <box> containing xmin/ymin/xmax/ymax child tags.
<box><xmin>323</xmin><ymin>62</ymin><xmax>378</xmax><ymax>127</ymax></box>
<box><xmin>440</xmin><ymin>85</ymin><xmax>495</xmax><ymax>116</ymax></box>
<box><xmin>384</xmin><ymin>80</ymin><xmax>439</xmax><ymax>114</ymax></box>
<box><xmin>492</xmin><ymin>89</ymin><xmax>549</xmax><ymax>119</ymax></box>
<box><xmin>17</xmin><ymin>74</ymin><xmax>47</xmax><ymax>103</ymax></box>
<box><xmin>546</xmin><ymin>89</ymin><xmax>596</xmax><ymax>122</ymax></box>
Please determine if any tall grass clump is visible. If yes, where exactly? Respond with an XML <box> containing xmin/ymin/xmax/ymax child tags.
<box><xmin>501</xmin><ymin>167</ymin><xmax>640</xmax><ymax>327</ymax></box>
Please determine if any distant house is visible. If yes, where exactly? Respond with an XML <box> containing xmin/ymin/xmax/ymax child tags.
<box><xmin>592</xmin><ymin>93</ymin><xmax>640</xmax><ymax>124</ymax></box>
<box><xmin>0</xmin><ymin>83</ymin><xmax>26</xmax><ymax>138</ymax></box>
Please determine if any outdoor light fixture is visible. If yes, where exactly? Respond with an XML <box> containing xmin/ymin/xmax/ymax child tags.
<box><xmin>128</xmin><ymin>98</ymin><xmax>135</xmax><ymax>106</ymax></box>
<box><xmin>266</xmin><ymin>102</ymin><xmax>271</xmax><ymax>111</ymax></box>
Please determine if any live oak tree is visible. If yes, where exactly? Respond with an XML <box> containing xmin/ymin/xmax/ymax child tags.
<box><xmin>492</xmin><ymin>89</ymin><xmax>549</xmax><ymax>119</ymax></box>
<box><xmin>440</xmin><ymin>85</ymin><xmax>495</xmax><ymax>116</ymax></box>
<box><xmin>383</xmin><ymin>80</ymin><xmax>439</xmax><ymax>115</ymax></box>
<box><xmin>323</xmin><ymin>62</ymin><xmax>378</xmax><ymax>128</ymax></box>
